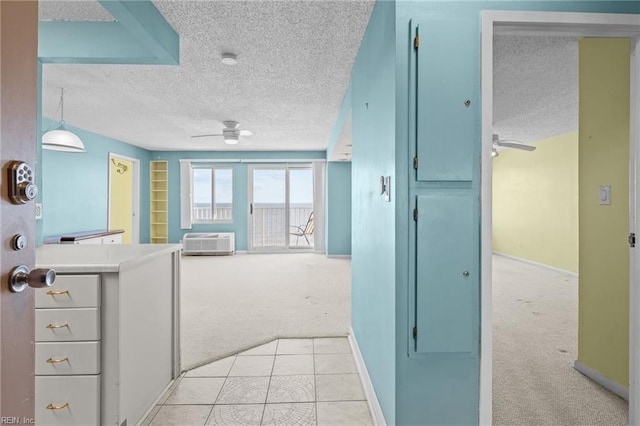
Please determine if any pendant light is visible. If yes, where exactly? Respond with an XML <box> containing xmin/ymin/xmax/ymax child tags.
<box><xmin>42</xmin><ymin>88</ymin><xmax>86</xmax><ymax>153</ymax></box>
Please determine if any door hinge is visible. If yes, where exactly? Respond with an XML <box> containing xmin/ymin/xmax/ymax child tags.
<box><xmin>412</xmin><ymin>326</ymin><xmax>417</xmax><ymax>339</ymax></box>
<box><xmin>413</xmin><ymin>208</ymin><xmax>418</xmax><ymax>222</ymax></box>
<box><xmin>630</xmin><ymin>232</ymin><xmax>636</xmax><ymax>248</ymax></box>
<box><xmin>414</xmin><ymin>35</ymin><xmax>420</xmax><ymax>49</ymax></box>
<box><xmin>413</xmin><ymin>156</ymin><xmax>419</xmax><ymax>170</ymax></box>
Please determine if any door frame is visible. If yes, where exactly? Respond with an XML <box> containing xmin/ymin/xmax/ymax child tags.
<box><xmin>107</xmin><ymin>152</ymin><xmax>140</xmax><ymax>243</ymax></box>
<box><xmin>480</xmin><ymin>11</ymin><xmax>640</xmax><ymax>425</ymax></box>
<box><xmin>247</xmin><ymin>163</ymin><xmax>315</xmax><ymax>252</ymax></box>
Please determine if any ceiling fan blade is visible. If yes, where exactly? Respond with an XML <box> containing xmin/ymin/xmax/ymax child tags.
<box><xmin>239</xmin><ymin>130</ymin><xmax>254</xmax><ymax>136</ymax></box>
<box><xmin>495</xmin><ymin>140</ymin><xmax>536</xmax><ymax>151</ymax></box>
<box><xmin>191</xmin><ymin>133</ymin><xmax>223</xmax><ymax>139</ymax></box>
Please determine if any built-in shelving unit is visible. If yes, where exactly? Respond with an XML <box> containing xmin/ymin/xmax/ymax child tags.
<box><xmin>150</xmin><ymin>161</ymin><xmax>168</xmax><ymax>243</ymax></box>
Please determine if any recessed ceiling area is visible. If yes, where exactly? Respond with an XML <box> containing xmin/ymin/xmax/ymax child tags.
<box><xmin>493</xmin><ymin>35</ymin><xmax>578</xmax><ymax>145</ymax></box>
<box><xmin>39</xmin><ymin>0</ymin><xmax>374</xmax><ymax>152</ymax></box>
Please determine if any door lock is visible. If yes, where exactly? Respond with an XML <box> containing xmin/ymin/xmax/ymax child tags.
<box><xmin>8</xmin><ymin>161</ymin><xmax>37</xmax><ymax>204</ymax></box>
<box><xmin>9</xmin><ymin>265</ymin><xmax>56</xmax><ymax>293</ymax></box>
<box><xmin>12</xmin><ymin>234</ymin><xmax>26</xmax><ymax>251</ymax></box>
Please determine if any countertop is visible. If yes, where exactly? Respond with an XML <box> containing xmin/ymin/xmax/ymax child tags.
<box><xmin>44</xmin><ymin>229</ymin><xmax>125</xmax><ymax>244</ymax></box>
<box><xmin>36</xmin><ymin>243</ymin><xmax>182</xmax><ymax>273</ymax></box>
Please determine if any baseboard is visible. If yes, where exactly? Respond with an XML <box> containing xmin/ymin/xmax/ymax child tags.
<box><xmin>326</xmin><ymin>254</ymin><xmax>351</xmax><ymax>259</ymax></box>
<box><xmin>493</xmin><ymin>251</ymin><xmax>578</xmax><ymax>278</ymax></box>
<box><xmin>574</xmin><ymin>360</ymin><xmax>629</xmax><ymax>400</ymax></box>
<box><xmin>136</xmin><ymin>378</ymin><xmax>176</xmax><ymax>425</ymax></box>
<box><xmin>348</xmin><ymin>327</ymin><xmax>387</xmax><ymax>426</ymax></box>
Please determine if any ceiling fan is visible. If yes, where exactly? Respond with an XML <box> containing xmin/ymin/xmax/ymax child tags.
<box><xmin>192</xmin><ymin>121</ymin><xmax>254</xmax><ymax>145</ymax></box>
<box><xmin>492</xmin><ymin>134</ymin><xmax>536</xmax><ymax>157</ymax></box>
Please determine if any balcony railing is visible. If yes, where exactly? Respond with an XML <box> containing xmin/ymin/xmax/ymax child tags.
<box><xmin>191</xmin><ymin>204</ymin><xmax>313</xmax><ymax>248</ymax></box>
<box><xmin>192</xmin><ymin>206</ymin><xmax>233</xmax><ymax>221</ymax></box>
<box><xmin>253</xmin><ymin>204</ymin><xmax>313</xmax><ymax>248</ymax></box>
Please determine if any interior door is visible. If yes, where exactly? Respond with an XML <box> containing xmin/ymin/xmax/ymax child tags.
<box><xmin>108</xmin><ymin>155</ymin><xmax>136</xmax><ymax>243</ymax></box>
<box><xmin>0</xmin><ymin>1</ymin><xmax>38</xmax><ymax>419</ymax></box>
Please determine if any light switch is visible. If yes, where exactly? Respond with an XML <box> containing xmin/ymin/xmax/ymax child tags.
<box><xmin>599</xmin><ymin>185</ymin><xmax>611</xmax><ymax>205</ymax></box>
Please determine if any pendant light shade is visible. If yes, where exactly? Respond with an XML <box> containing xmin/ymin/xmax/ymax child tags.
<box><xmin>43</xmin><ymin>88</ymin><xmax>85</xmax><ymax>153</ymax></box>
<box><xmin>42</xmin><ymin>128</ymin><xmax>85</xmax><ymax>152</ymax></box>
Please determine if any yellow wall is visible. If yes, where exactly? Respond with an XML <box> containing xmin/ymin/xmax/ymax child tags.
<box><xmin>109</xmin><ymin>157</ymin><xmax>133</xmax><ymax>243</ymax></box>
<box><xmin>492</xmin><ymin>131</ymin><xmax>578</xmax><ymax>273</ymax></box>
<box><xmin>578</xmin><ymin>38</ymin><xmax>630</xmax><ymax>388</ymax></box>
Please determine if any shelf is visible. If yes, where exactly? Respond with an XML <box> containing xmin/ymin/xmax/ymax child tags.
<box><xmin>150</xmin><ymin>161</ymin><xmax>169</xmax><ymax>245</ymax></box>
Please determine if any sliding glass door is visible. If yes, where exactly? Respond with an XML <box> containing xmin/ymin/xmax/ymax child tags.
<box><xmin>249</xmin><ymin>165</ymin><xmax>313</xmax><ymax>251</ymax></box>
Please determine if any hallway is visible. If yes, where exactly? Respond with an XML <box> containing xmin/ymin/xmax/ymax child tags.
<box><xmin>143</xmin><ymin>338</ymin><xmax>373</xmax><ymax>425</ymax></box>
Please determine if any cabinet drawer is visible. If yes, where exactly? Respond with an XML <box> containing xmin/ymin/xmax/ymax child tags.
<box><xmin>36</xmin><ymin>342</ymin><xmax>100</xmax><ymax>375</ymax></box>
<box><xmin>102</xmin><ymin>234</ymin><xmax>122</xmax><ymax>244</ymax></box>
<box><xmin>36</xmin><ymin>375</ymin><xmax>99</xmax><ymax>425</ymax></box>
<box><xmin>73</xmin><ymin>237</ymin><xmax>103</xmax><ymax>245</ymax></box>
<box><xmin>35</xmin><ymin>275</ymin><xmax>100</xmax><ymax>309</ymax></box>
<box><xmin>36</xmin><ymin>308</ymin><xmax>100</xmax><ymax>342</ymax></box>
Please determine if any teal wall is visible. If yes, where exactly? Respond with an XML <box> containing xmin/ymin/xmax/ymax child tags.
<box><xmin>351</xmin><ymin>0</ymin><xmax>397</xmax><ymax>421</ymax></box>
<box><xmin>149</xmin><ymin>151</ymin><xmax>325</xmax><ymax>250</ymax></box>
<box><xmin>41</xmin><ymin>118</ymin><xmax>151</xmax><ymax>241</ymax></box>
<box><xmin>326</xmin><ymin>162</ymin><xmax>352</xmax><ymax>256</ymax></box>
<box><xmin>349</xmin><ymin>1</ymin><xmax>640</xmax><ymax>425</ymax></box>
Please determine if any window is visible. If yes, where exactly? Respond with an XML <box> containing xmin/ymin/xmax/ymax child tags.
<box><xmin>191</xmin><ymin>166</ymin><xmax>233</xmax><ymax>223</ymax></box>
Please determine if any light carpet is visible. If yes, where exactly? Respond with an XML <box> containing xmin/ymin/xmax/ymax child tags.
<box><xmin>493</xmin><ymin>254</ymin><xmax>628</xmax><ymax>425</ymax></box>
<box><xmin>180</xmin><ymin>253</ymin><xmax>351</xmax><ymax>371</ymax></box>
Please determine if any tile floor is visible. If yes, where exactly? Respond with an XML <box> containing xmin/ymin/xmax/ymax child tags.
<box><xmin>142</xmin><ymin>337</ymin><xmax>374</xmax><ymax>426</ymax></box>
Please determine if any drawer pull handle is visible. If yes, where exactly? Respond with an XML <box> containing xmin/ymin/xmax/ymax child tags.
<box><xmin>46</xmin><ymin>357</ymin><xmax>68</xmax><ymax>364</ymax></box>
<box><xmin>46</xmin><ymin>290</ymin><xmax>69</xmax><ymax>296</ymax></box>
<box><xmin>46</xmin><ymin>323</ymin><xmax>69</xmax><ymax>329</ymax></box>
<box><xmin>46</xmin><ymin>403</ymin><xmax>69</xmax><ymax>410</ymax></box>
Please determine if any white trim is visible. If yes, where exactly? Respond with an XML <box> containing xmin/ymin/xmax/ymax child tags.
<box><xmin>574</xmin><ymin>361</ymin><xmax>629</xmax><ymax>400</ymax></box>
<box><xmin>179</xmin><ymin>161</ymin><xmax>192</xmax><ymax>230</ymax></box>
<box><xmin>313</xmin><ymin>161</ymin><xmax>326</xmax><ymax>253</ymax></box>
<box><xmin>107</xmin><ymin>152</ymin><xmax>140</xmax><ymax>243</ymax></box>
<box><xmin>348</xmin><ymin>327</ymin><xmax>387</xmax><ymax>426</ymax></box>
<box><xmin>136</xmin><ymin>379</ymin><xmax>176</xmax><ymax>426</ymax></box>
<box><xmin>630</xmin><ymin>34</ymin><xmax>640</xmax><ymax>426</ymax></box>
<box><xmin>480</xmin><ymin>11</ymin><xmax>640</xmax><ymax>426</ymax></box>
<box><xmin>479</xmin><ymin>11</ymin><xmax>494</xmax><ymax>425</ymax></box>
<box><xmin>178</xmin><ymin>158</ymin><xmax>325</xmax><ymax>164</ymax></box>
<box><xmin>492</xmin><ymin>252</ymin><xmax>578</xmax><ymax>278</ymax></box>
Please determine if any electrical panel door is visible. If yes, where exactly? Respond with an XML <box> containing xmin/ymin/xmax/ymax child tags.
<box><xmin>414</xmin><ymin>194</ymin><xmax>476</xmax><ymax>353</ymax></box>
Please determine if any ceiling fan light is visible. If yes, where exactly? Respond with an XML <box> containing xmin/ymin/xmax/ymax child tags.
<box><xmin>42</xmin><ymin>127</ymin><xmax>86</xmax><ymax>153</ymax></box>
<box><xmin>221</xmin><ymin>53</ymin><xmax>238</xmax><ymax>66</ymax></box>
<box><xmin>224</xmin><ymin>135</ymin><xmax>239</xmax><ymax>145</ymax></box>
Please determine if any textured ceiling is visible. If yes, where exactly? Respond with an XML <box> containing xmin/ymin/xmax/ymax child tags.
<box><xmin>40</xmin><ymin>0</ymin><xmax>374</xmax><ymax>152</ymax></box>
<box><xmin>493</xmin><ymin>35</ymin><xmax>578</xmax><ymax>145</ymax></box>
<box><xmin>39</xmin><ymin>2</ymin><xmax>578</xmax><ymax>155</ymax></box>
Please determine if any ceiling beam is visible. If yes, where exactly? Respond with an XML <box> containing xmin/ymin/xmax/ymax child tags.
<box><xmin>38</xmin><ymin>0</ymin><xmax>179</xmax><ymax>65</ymax></box>
<box><xmin>98</xmin><ymin>0</ymin><xmax>179</xmax><ymax>65</ymax></box>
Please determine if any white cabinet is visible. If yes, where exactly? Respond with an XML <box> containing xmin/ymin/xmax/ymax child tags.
<box><xmin>35</xmin><ymin>274</ymin><xmax>101</xmax><ymax>426</ymax></box>
<box><xmin>61</xmin><ymin>231</ymin><xmax>123</xmax><ymax>245</ymax></box>
<box><xmin>35</xmin><ymin>376</ymin><xmax>100</xmax><ymax>425</ymax></box>
<box><xmin>36</xmin><ymin>244</ymin><xmax>181</xmax><ymax>426</ymax></box>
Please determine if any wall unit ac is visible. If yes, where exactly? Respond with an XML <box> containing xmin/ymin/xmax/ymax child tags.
<box><xmin>182</xmin><ymin>232</ymin><xmax>235</xmax><ymax>255</ymax></box>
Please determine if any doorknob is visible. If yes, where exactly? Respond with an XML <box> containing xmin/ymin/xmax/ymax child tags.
<box><xmin>9</xmin><ymin>265</ymin><xmax>56</xmax><ymax>293</ymax></box>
